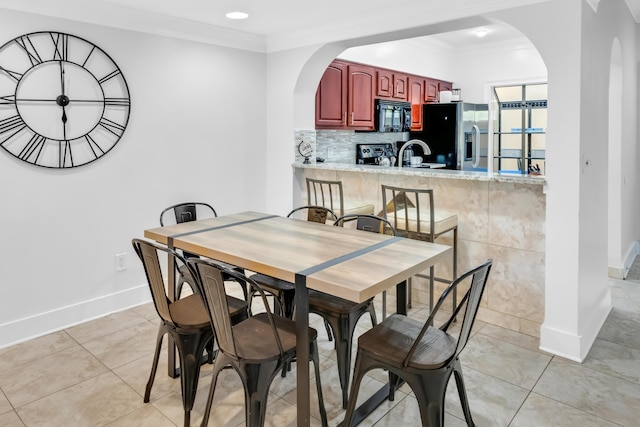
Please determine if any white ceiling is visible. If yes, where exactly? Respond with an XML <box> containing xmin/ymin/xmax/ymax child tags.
<box><xmin>0</xmin><ymin>0</ymin><xmax>638</xmax><ymax>52</ymax></box>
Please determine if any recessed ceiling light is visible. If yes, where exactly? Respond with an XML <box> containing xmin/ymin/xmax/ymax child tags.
<box><xmin>474</xmin><ymin>29</ymin><xmax>489</xmax><ymax>38</ymax></box>
<box><xmin>226</xmin><ymin>11</ymin><xmax>249</xmax><ymax>20</ymax></box>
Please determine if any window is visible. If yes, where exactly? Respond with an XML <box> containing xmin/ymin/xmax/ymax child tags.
<box><xmin>492</xmin><ymin>83</ymin><xmax>547</xmax><ymax>175</ymax></box>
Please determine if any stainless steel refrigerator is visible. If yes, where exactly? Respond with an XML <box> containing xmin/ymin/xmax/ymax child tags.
<box><xmin>410</xmin><ymin>102</ymin><xmax>488</xmax><ymax>170</ymax></box>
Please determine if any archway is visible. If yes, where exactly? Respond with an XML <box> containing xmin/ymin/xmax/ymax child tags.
<box><xmin>290</xmin><ymin>18</ymin><xmax>549</xmax><ymax>339</ymax></box>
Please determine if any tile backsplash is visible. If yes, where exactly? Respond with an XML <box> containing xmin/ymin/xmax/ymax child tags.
<box><xmin>294</xmin><ymin>129</ymin><xmax>409</xmax><ymax>164</ymax></box>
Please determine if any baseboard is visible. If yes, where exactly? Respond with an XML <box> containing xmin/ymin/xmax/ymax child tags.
<box><xmin>539</xmin><ymin>288</ymin><xmax>611</xmax><ymax>361</ymax></box>
<box><xmin>0</xmin><ymin>284</ymin><xmax>150</xmax><ymax>349</ymax></box>
<box><xmin>608</xmin><ymin>242</ymin><xmax>638</xmax><ymax>279</ymax></box>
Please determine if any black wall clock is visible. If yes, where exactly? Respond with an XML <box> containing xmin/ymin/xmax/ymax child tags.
<box><xmin>0</xmin><ymin>31</ymin><xmax>130</xmax><ymax>168</ymax></box>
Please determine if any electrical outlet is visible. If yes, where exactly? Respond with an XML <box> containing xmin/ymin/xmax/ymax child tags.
<box><xmin>115</xmin><ymin>253</ymin><xmax>127</xmax><ymax>271</ymax></box>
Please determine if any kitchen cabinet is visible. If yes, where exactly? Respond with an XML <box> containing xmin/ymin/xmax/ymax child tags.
<box><xmin>376</xmin><ymin>69</ymin><xmax>393</xmax><ymax>98</ymax></box>
<box><xmin>315</xmin><ymin>61</ymin><xmax>348</xmax><ymax>128</ymax></box>
<box><xmin>409</xmin><ymin>76</ymin><xmax>424</xmax><ymax>131</ymax></box>
<box><xmin>424</xmin><ymin>78</ymin><xmax>439</xmax><ymax>102</ymax></box>
<box><xmin>393</xmin><ymin>73</ymin><xmax>408</xmax><ymax>100</ymax></box>
<box><xmin>377</xmin><ymin>69</ymin><xmax>408</xmax><ymax>101</ymax></box>
<box><xmin>347</xmin><ymin>64</ymin><xmax>375</xmax><ymax>129</ymax></box>
<box><xmin>438</xmin><ymin>80</ymin><xmax>453</xmax><ymax>94</ymax></box>
<box><xmin>315</xmin><ymin>61</ymin><xmax>374</xmax><ymax>130</ymax></box>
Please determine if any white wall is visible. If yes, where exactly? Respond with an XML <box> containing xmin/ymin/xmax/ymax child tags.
<box><xmin>0</xmin><ymin>9</ymin><xmax>267</xmax><ymax>347</ymax></box>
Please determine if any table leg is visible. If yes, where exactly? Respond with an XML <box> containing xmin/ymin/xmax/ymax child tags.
<box><xmin>295</xmin><ymin>273</ymin><xmax>310</xmax><ymax>427</ymax></box>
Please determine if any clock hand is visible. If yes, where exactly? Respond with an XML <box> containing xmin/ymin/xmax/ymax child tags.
<box><xmin>59</xmin><ymin>60</ymin><xmax>65</xmax><ymax>96</ymax></box>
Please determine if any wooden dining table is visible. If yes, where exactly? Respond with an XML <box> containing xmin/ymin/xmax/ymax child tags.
<box><xmin>144</xmin><ymin>211</ymin><xmax>451</xmax><ymax>426</ymax></box>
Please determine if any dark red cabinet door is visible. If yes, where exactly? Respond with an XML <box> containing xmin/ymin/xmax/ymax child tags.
<box><xmin>347</xmin><ymin>64</ymin><xmax>375</xmax><ymax>130</ymax></box>
<box><xmin>315</xmin><ymin>61</ymin><xmax>348</xmax><ymax>128</ymax></box>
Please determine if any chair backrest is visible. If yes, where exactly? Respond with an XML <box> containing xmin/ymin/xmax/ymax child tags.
<box><xmin>306</xmin><ymin>178</ymin><xmax>345</xmax><ymax>217</ymax></box>
<box><xmin>403</xmin><ymin>259</ymin><xmax>492</xmax><ymax>367</ymax></box>
<box><xmin>132</xmin><ymin>238</ymin><xmax>186</xmax><ymax>323</ymax></box>
<box><xmin>333</xmin><ymin>214</ymin><xmax>396</xmax><ymax>236</ymax></box>
<box><xmin>381</xmin><ymin>185</ymin><xmax>435</xmax><ymax>238</ymax></box>
<box><xmin>287</xmin><ymin>205</ymin><xmax>338</xmax><ymax>224</ymax></box>
<box><xmin>187</xmin><ymin>258</ymin><xmax>286</xmax><ymax>361</ymax></box>
<box><xmin>159</xmin><ymin>202</ymin><xmax>217</xmax><ymax>226</ymax></box>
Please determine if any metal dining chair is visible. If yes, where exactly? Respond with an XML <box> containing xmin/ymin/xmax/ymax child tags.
<box><xmin>187</xmin><ymin>258</ymin><xmax>328</xmax><ymax>427</ymax></box>
<box><xmin>342</xmin><ymin>260</ymin><xmax>492</xmax><ymax>427</ymax></box>
<box><xmin>159</xmin><ymin>202</ymin><xmax>247</xmax><ymax>300</ymax></box>
<box><xmin>131</xmin><ymin>238</ymin><xmax>248</xmax><ymax>427</ymax></box>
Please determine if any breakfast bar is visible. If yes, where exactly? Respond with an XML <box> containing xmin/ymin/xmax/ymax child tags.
<box><xmin>294</xmin><ymin>162</ymin><xmax>547</xmax><ymax>340</ymax></box>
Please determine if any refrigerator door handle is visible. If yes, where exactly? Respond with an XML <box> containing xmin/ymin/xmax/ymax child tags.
<box><xmin>472</xmin><ymin>124</ymin><xmax>481</xmax><ymax>168</ymax></box>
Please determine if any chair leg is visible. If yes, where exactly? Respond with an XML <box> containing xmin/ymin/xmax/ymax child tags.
<box><xmin>342</xmin><ymin>351</ymin><xmax>377</xmax><ymax>427</ymax></box>
<box><xmin>405</xmin><ymin>368</ymin><xmax>452</xmax><ymax>427</ymax></box>
<box><xmin>382</xmin><ymin>291</ymin><xmax>387</xmax><ymax>319</ymax></box>
<box><xmin>324</xmin><ymin>314</ymin><xmax>355</xmax><ymax>409</ymax></box>
<box><xmin>311</xmin><ymin>340</ymin><xmax>328</xmax><ymax>427</ymax></box>
<box><xmin>452</xmin><ymin>358</ymin><xmax>475</xmax><ymax>426</ymax></box>
<box><xmin>174</xmin><ymin>329</ymin><xmax>213</xmax><ymax>427</ymax></box>
<box><xmin>144</xmin><ymin>325</ymin><xmax>167</xmax><ymax>402</ymax></box>
<box><xmin>323</xmin><ymin>319</ymin><xmax>333</xmax><ymax>341</ymax></box>
<box><xmin>367</xmin><ymin>301</ymin><xmax>377</xmax><ymax>328</ymax></box>
<box><xmin>281</xmin><ymin>290</ymin><xmax>296</xmax><ymax>319</ymax></box>
<box><xmin>201</xmin><ymin>353</ymin><xmax>227</xmax><ymax>427</ymax></box>
<box><xmin>242</xmin><ymin>360</ymin><xmax>281</xmax><ymax>427</ymax></box>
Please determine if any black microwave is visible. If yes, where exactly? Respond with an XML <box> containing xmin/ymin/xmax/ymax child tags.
<box><xmin>375</xmin><ymin>100</ymin><xmax>411</xmax><ymax>132</ymax></box>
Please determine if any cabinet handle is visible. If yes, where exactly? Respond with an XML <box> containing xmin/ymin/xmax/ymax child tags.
<box><xmin>344</xmin><ymin>111</ymin><xmax>347</xmax><ymax>124</ymax></box>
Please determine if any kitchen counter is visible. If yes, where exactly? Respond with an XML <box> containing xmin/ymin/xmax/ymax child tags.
<box><xmin>293</xmin><ymin>162</ymin><xmax>546</xmax><ymax>185</ymax></box>
<box><xmin>293</xmin><ymin>160</ymin><xmax>546</xmax><ymax>340</ymax></box>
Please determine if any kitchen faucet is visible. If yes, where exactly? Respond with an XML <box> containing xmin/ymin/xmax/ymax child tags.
<box><xmin>397</xmin><ymin>139</ymin><xmax>431</xmax><ymax>168</ymax></box>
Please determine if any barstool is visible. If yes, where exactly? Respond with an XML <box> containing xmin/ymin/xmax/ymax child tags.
<box><xmin>306</xmin><ymin>177</ymin><xmax>375</xmax><ymax>217</ymax></box>
<box><xmin>381</xmin><ymin>185</ymin><xmax>458</xmax><ymax>312</ymax></box>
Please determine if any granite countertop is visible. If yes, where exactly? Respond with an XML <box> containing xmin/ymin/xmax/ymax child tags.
<box><xmin>293</xmin><ymin>162</ymin><xmax>546</xmax><ymax>185</ymax></box>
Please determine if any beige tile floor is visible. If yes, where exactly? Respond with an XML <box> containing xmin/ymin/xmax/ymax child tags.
<box><xmin>1</xmin><ymin>277</ymin><xmax>639</xmax><ymax>426</ymax></box>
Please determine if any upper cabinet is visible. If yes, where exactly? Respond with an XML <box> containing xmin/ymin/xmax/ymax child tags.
<box><xmin>408</xmin><ymin>77</ymin><xmax>424</xmax><ymax>131</ymax></box>
<box><xmin>315</xmin><ymin>61</ymin><xmax>375</xmax><ymax>130</ymax></box>
<box><xmin>316</xmin><ymin>59</ymin><xmax>452</xmax><ymax>131</ymax></box>
<box><xmin>393</xmin><ymin>73</ymin><xmax>408</xmax><ymax>100</ymax></box>
<box><xmin>376</xmin><ymin>69</ymin><xmax>393</xmax><ymax>98</ymax></box>
<box><xmin>424</xmin><ymin>78</ymin><xmax>439</xmax><ymax>102</ymax></box>
<box><xmin>347</xmin><ymin>64</ymin><xmax>375</xmax><ymax>129</ymax></box>
<box><xmin>315</xmin><ymin>61</ymin><xmax>348</xmax><ymax>128</ymax></box>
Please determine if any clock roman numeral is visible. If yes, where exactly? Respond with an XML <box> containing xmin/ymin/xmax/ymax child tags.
<box><xmin>104</xmin><ymin>97</ymin><xmax>130</xmax><ymax>107</ymax></box>
<box><xmin>50</xmin><ymin>32</ymin><xmax>69</xmax><ymax>61</ymax></box>
<box><xmin>84</xmin><ymin>134</ymin><xmax>106</xmax><ymax>159</ymax></box>
<box><xmin>81</xmin><ymin>46</ymin><xmax>97</xmax><ymax>68</ymax></box>
<box><xmin>0</xmin><ymin>95</ymin><xmax>16</xmax><ymax>105</ymax></box>
<box><xmin>98</xmin><ymin>117</ymin><xmax>126</xmax><ymax>137</ymax></box>
<box><xmin>59</xmin><ymin>140</ymin><xmax>74</xmax><ymax>168</ymax></box>
<box><xmin>98</xmin><ymin>69</ymin><xmax>121</xmax><ymax>85</ymax></box>
<box><xmin>0</xmin><ymin>115</ymin><xmax>26</xmax><ymax>137</ymax></box>
<box><xmin>14</xmin><ymin>35</ymin><xmax>43</xmax><ymax>66</ymax></box>
<box><xmin>0</xmin><ymin>65</ymin><xmax>22</xmax><ymax>82</ymax></box>
<box><xmin>19</xmin><ymin>134</ymin><xmax>47</xmax><ymax>164</ymax></box>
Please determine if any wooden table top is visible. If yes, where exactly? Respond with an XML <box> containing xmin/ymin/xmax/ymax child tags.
<box><xmin>144</xmin><ymin>211</ymin><xmax>452</xmax><ymax>302</ymax></box>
